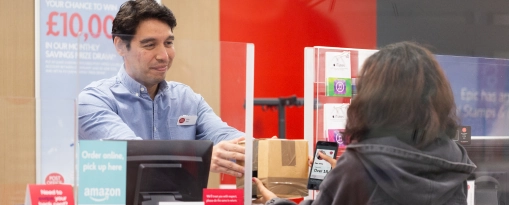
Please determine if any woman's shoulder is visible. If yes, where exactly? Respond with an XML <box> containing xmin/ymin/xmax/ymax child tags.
<box><xmin>311</xmin><ymin>149</ymin><xmax>375</xmax><ymax>205</ymax></box>
<box><xmin>329</xmin><ymin>149</ymin><xmax>369</xmax><ymax>180</ymax></box>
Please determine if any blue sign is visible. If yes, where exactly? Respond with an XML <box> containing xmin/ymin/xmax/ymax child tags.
<box><xmin>78</xmin><ymin>140</ymin><xmax>126</xmax><ymax>205</ymax></box>
<box><xmin>437</xmin><ymin>55</ymin><xmax>509</xmax><ymax>136</ymax></box>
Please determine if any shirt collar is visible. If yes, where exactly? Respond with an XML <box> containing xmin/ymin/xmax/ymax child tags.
<box><xmin>117</xmin><ymin>64</ymin><xmax>169</xmax><ymax>96</ymax></box>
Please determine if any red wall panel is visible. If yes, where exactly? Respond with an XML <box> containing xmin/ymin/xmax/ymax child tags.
<box><xmin>219</xmin><ymin>0</ymin><xmax>376</xmax><ymax>185</ymax></box>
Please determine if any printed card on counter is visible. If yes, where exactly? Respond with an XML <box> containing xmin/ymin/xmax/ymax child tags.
<box><xmin>325</xmin><ymin>51</ymin><xmax>352</xmax><ymax>97</ymax></box>
<box><xmin>326</xmin><ymin>78</ymin><xmax>352</xmax><ymax>97</ymax></box>
<box><xmin>357</xmin><ymin>49</ymin><xmax>378</xmax><ymax>72</ymax></box>
<box><xmin>24</xmin><ymin>184</ymin><xmax>74</xmax><ymax>205</ymax></box>
<box><xmin>203</xmin><ymin>189</ymin><xmax>243</xmax><ymax>205</ymax></box>
<box><xmin>323</xmin><ymin>103</ymin><xmax>349</xmax><ymax>147</ymax></box>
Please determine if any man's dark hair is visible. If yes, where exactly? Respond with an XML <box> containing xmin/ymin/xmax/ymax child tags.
<box><xmin>343</xmin><ymin>41</ymin><xmax>459</xmax><ymax>147</ymax></box>
<box><xmin>112</xmin><ymin>0</ymin><xmax>177</xmax><ymax>49</ymax></box>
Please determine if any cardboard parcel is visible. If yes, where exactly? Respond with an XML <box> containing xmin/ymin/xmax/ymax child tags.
<box><xmin>237</xmin><ymin>139</ymin><xmax>309</xmax><ymax>198</ymax></box>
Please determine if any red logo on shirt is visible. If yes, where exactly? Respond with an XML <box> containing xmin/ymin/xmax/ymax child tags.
<box><xmin>462</xmin><ymin>127</ymin><xmax>467</xmax><ymax>132</ymax></box>
<box><xmin>178</xmin><ymin>118</ymin><xmax>185</xmax><ymax>123</ymax></box>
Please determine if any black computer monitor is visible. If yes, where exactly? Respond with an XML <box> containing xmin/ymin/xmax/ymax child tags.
<box><xmin>125</xmin><ymin>140</ymin><xmax>213</xmax><ymax>205</ymax></box>
<box><xmin>463</xmin><ymin>137</ymin><xmax>509</xmax><ymax>205</ymax></box>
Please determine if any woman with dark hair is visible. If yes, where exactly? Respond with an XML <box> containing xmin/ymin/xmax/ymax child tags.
<box><xmin>254</xmin><ymin>41</ymin><xmax>476</xmax><ymax>205</ymax></box>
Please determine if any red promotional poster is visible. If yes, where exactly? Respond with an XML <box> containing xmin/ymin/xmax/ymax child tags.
<box><xmin>203</xmin><ymin>189</ymin><xmax>243</xmax><ymax>205</ymax></box>
<box><xmin>37</xmin><ymin>0</ymin><xmax>124</xmax><ymax>185</ymax></box>
<box><xmin>24</xmin><ymin>184</ymin><xmax>74</xmax><ymax>205</ymax></box>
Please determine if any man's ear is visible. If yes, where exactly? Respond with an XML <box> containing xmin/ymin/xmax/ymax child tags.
<box><xmin>113</xmin><ymin>37</ymin><xmax>127</xmax><ymax>56</ymax></box>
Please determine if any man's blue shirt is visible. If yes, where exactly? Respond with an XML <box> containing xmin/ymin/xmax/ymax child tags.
<box><xmin>78</xmin><ymin>66</ymin><xmax>243</xmax><ymax>144</ymax></box>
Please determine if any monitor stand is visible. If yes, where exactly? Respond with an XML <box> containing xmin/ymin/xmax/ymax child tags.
<box><xmin>140</xmin><ymin>192</ymin><xmax>183</xmax><ymax>205</ymax></box>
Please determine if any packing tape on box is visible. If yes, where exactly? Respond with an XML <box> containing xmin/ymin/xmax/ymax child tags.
<box><xmin>261</xmin><ymin>177</ymin><xmax>308</xmax><ymax>198</ymax></box>
<box><xmin>281</xmin><ymin>140</ymin><xmax>296</xmax><ymax>166</ymax></box>
<box><xmin>253</xmin><ymin>140</ymin><xmax>258</xmax><ymax>169</ymax></box>
<box><xmin>237</xmin><ymin>139</ymin><xmax>308</xmax><ymax>198</ymax></box>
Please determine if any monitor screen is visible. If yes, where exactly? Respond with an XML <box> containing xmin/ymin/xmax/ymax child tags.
<box><xmin>124</xmin><ymin>140</ymin><xmax>213</xmax><ymax>205</ymax></box>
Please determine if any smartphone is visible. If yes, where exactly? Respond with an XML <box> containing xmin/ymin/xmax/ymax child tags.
<box><xmin>307</xmin><ymin>141</ymin><xmax>338</xmax><ymax>190</ymax></box>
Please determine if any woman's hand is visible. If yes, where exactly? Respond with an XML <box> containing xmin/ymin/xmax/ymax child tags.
<box><xmin>308</xmin><ymin>151</ymin><xmax>337</xmax><ymax>168</ymax></box>
<box><xmin>317</xmin><ymin>151</ymin><xmax>337</xmax><ymax>168</ymax></box>
<box><xmin>252</xmin><ymin>177</ymin><xmax>278</xmax><ymax>204</ymax></box>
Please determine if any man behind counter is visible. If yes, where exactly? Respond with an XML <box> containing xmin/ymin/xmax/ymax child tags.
<box><xmin>78</xmin><ymin>0</ymin><xmax>245</xmax><ymax>178</ymax></box>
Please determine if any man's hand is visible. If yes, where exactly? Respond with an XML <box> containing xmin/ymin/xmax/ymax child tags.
<box><xmin>252</xmin><ymin>177</ymin><xmax>277</xmax><ymax>204</ymax></box>
<box><xmin>210</xmin><ymin>137</ymin><xmax>245</xmax><ymax>177</ymax></box>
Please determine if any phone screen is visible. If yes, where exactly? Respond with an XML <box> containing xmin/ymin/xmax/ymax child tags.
<box><xmin>307</xmin><ymin>141</ymin><xmax>338</xmax><ymax>190</ymax></box>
